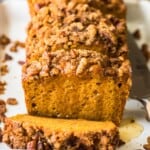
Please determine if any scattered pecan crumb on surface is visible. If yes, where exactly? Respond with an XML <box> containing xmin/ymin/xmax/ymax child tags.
<box><xmin>141</xmin><ymin>43</ymin><xmax>150</xmax><ymax>62</ymax></box>
<box><xmin>0</xmin><ymin>34</ymin><xmax>11</xmax><ymax>48</ymax></box>
<box><xmin>148</xmin><ymin>137</ymin><xmax>150</xmax><ymax>144</ymax></box>
<box><xmin>0</xmin><ymin>64</ymin><xmax>9</xmax><ymax>76</ymax></box>
<box><xmin>0</xmin><ymin>128</ymin><xmax>2</xmax><ymax>142</ymax></box>
<box><xmin>10</xmin><ymin>41</ymin><xmax>25</xmax><ymax>52</ymax></box>
<box><xmin>6</xmin><ymin>98</ymin><xmax>18</xmax><ymax>105</ymax></box>
<box><xmin>118</xmin><ymin>139</ymin><xmax>126</xmax><ymax>147</ymax></box>
<box><xmin>0</xmin><ymin>81</ymin><xmax>6</xmax><ymax>86</ymax></box>
<box><xmin>3</xmin><ymin>53</ymin><xmax>13</xmax><ymax>62</ymax></box>
<box><xmin>143</xmin><ymin>136</ymin><xmax>150</xmax><ymax>150</ymax></box>
<box><xmin>0</xmin><ymin>99</ymin><xmax>6</xmax><ymax>123</ymax></box>
<box><xmin>0</xmin><ymin>81</ymin><xmax>6</xmax><ymax>94</ymax></box>
<box><xmin>18</xmin><ymin>60</ymin><xmax>25</xmax><ymax>65</ymax></box>
<box><xmin>130</xmin><ymin>119</ymin><xmax>135</xmax><ymax>123</ymax></box>
<box><xmin>133</xmin><ymin>29</ymin><xmax>141</xmax><ymax>40</ymax></box>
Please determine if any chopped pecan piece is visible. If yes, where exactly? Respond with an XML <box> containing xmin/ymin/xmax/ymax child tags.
<box><xmin>0</xmin><ymin>81</ymin><xmax>6</xmax><ymax>95</ymax></box>
<box><xmin>0</xmin><ymin>128</ymin><xmax>2</xmax><ymax>142</ymax></box>
<box><xmin>141</xmin><ymin>43</ymin><xmax>150</xmax><ymax>62</ymax></box>
<box><xmin>3</xmin><ymin>53</ymin><xmax>13</xmax><ymax>62</ymax></box>
<box><xmin>133</xmin><ymin>29</ymin><xmax>141</xmax><ymax>40</ymax></box>
<box><xmin>0</xmin><ymin>99</ymin><xmax>6</xmax><ymax>122</ymax></box>
<box><xmin>143</xmin><ymin>136</ymin><xmax>150</xmax><ymax>150</ymax></box>
<box><xmin>18</xmin><ymin>61</ymin><xmax>25</xmax><ymax>65</ymax></box>
<box><xmin>6</xmin><ymin>98</ymin><xmax>18</xmax><ymax>105</ymax></box>
<box><xmin>10</xmin><ymin>41</ymin><xmax>25</xmax><ymax>52</ymax></box>
<box><xmin>0</xmin><ymin>64</ymin><xmax>9</xmax><ymax>76</ymax></box>
<box><xmin>0</xmin><ymin>34</ymin><xmax>11</xmax><ymax>48</ymax></box>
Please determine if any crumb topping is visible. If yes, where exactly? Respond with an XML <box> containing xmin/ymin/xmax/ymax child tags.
<box><xmin>2</xmin><ymin>119</ymin><xmax>119</xmax><ymax>149</ymax></box>
<box><xmin>23</xmin><ymin>49</ymin><xmax>130</xmax><ymax>80</ymax></box>
<box><xmin>23</xmin><ymin>49</ymin><xmax>106</xmax><ymax>79</ymax></box>
<box><xmin>26</xmin><ymin>1</ymin><xmax>126</xmax><ymax>61</ymax></box>
<box><xmin>24</xmin><ymin>0</ymin><xmax>130</xmax><ymax>82</ymax></box>
<box><xmin>29</xmin><ymin>0</ymin><xmax>126</xmax><ymax>18</ymax></box>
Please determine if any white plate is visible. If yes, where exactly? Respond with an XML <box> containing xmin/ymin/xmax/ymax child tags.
<box><xmin>0</xmin><ymin>0</ymin><xmax>150</xmax><ymax>149</ymax></box>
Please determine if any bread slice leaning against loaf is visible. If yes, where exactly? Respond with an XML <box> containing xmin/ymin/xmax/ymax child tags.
<box><xmin>2</xmin><ymin>114</ymin><xmax>120</xmax><ymax>150</ymax></box>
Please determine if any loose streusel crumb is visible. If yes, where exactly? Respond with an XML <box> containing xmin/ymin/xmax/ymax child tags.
<box><xmin>148</xmin><ymin>137</ymin><xmax>150</xmax><ymax>144</ymax></box>
<box><xmin>0</xmin><ymin>81</ymin><xmax>6</xmax><ymax>95</ymax></box>
<box><xmin>3</xmin><ymin>53</ymin><xmax>13</xmax><ymax>62</ymax></box>
<box><xmin>118</xmin><ymin>139</ymin><xmax>125</xmax><ymax>147</ymax></box>
<box><xmin>6</xmin><ymin>98</ymin><xmax>18</xmax><ymax>105</ymax></box>
<box><xmin>10</xmin><ymin>41</ymin><xmax>25</xmax><ymax>52</ymax></box>
<box><xmin>141</xmin><ymin>43</ymin><xmax>150</xmax><ymax>62</ymax></box>
<box><xmin>0</xmin><ymin>99</ymin><xmax>6</xmax><ymax>123</ymax></box>
<box><xmin>0</xmin><ymin>64</ymin><xmax>9</xmax><ymax>76</ymax></box>
<box><xmin>133</xmin><ymin>29</ymin><xmax>141</xmax><ymax>40</ymax></box>
<box><xmin>143</xmin><ymin>136</ymin><xmax>150</xmax><ymax>150</ymax></box>
<box><xmin>0</xmin><ymin>34</ymin><xmax>11</xmax><ymax>48</ymax></box>
<box><xmin>0</xmin><ymin>128</ymin><xmax>2</xmax><ymax>142</ymax></box>
<box><xmin>18</xmin><ymin>60</ymin><xmax>25</xmax><ymax>65</ymax></box>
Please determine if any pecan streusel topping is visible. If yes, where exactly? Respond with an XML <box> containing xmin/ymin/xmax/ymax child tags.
<box><xmin>23</xmin><ymin>49</ymin><xmax>106</xmax><ymax>79</ymax></box>
<box><xmin>23</xmin><ymin>48</ymin><xmax>130</xmax><ymax>80</ymax></box>
<box><xmin>26</xmin><ymin>1</ymin><xmax>126</xmax><ymax>61</ymax></box>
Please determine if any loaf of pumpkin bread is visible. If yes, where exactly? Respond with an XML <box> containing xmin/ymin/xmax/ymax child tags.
<box><xmin>23</xmin><ymin>0</ymin><xmax>131</xmax><ymax>125</ymax></box>
<box><xmin>2</xmin><ymin>114</ymin><xmax>120</xmax><ymax>149</ymax></box>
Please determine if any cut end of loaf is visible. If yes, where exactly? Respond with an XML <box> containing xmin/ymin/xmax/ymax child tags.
<box><xmin>23</xmin><ymin>74</ymin><xmax>130</xmax><ymax>125</ymax></box>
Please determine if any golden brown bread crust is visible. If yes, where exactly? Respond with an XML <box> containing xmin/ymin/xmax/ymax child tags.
<box><xmin>23</xmin><ymin>0</ymin><xmax>131</xmax><ymax>125</ymax></box>
<box><xmin>27</xmin><ymin>0</ymin><xmax>126</xmax><ymax>18</ymax></box>
<box><xmin>2</xmin><ymin>114</ymin><xmax>120</xmax><ymax>149</ymax></box>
